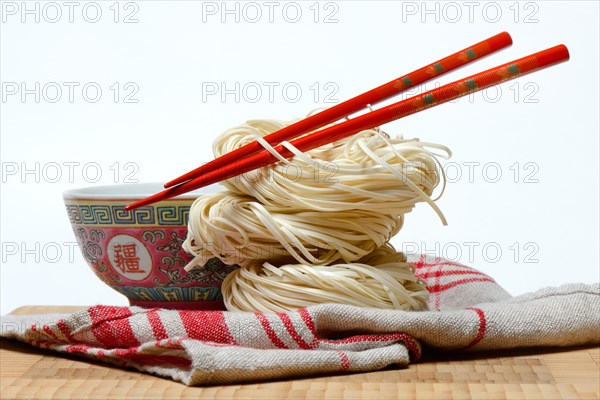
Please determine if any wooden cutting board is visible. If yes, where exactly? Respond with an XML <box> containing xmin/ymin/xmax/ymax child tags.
<box><xmin>1</xmin><ymin>306</ymin><xmax>598</xmax><ymax>399</ymax></box>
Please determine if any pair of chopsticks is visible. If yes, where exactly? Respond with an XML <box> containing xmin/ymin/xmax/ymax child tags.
<box><xmin>126</xmin><ymin>32</ymin><xmax>569</xmax><ymax>210</ymax></box>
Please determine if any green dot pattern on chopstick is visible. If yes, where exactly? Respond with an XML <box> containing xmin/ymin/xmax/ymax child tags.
<box><xmin>423</xmin><ymin>93</ymin><xmax>436</xmax><ymax>105</ymax></box>
<box><xmin>465</xmin><ymin>79</ymin><xmax>478</xmax><ymax>90</ymax></box>
<box><xmin>433</xmin><ymin>62</ymin><xmax>444</xmax><ymax>73</ymax></box>
<box><xmin>466</xmin><ymin>49</ymin><xmax>477</xmax><ymax>59</ymax></box>
<box><xmin>402</xmin><ymin>76</ymin><xmax>413</xmax><ymax>87</ymax></box>
<box><xmin>507</xmin><ymin>64</ymin><xmax>521</xmax><ymax>76</ymax></box>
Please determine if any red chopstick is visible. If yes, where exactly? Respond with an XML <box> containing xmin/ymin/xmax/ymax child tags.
<box><xmin>164</xmin><ymin>32</ymin><xmax>512</xmax><ymax>189</ymax></box>
<box><xmin>126</xmin><ymin>44</ymin><xmax>569</xmax><ymax>211</ymax></box>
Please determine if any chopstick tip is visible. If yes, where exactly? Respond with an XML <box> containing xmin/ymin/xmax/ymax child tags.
<box><xmin>558</xmin><ymin>44</ymin><xmax>570</xmax><ymax>60</ymax></box>
<box><xmin>500</xmin><ymin>31</ymin><xmax>513</xmax><ymax>45</ymax></box>
<box><xmin>125</xmin><ymin>199</ymin><xmax>148</xmax><ymax>211</ymax></box>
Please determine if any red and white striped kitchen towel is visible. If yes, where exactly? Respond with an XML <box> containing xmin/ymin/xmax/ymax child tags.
<box><xmin>1</xmin><ymin>255</ymin><xmax>599</xmax><ymax>385</ymax></box>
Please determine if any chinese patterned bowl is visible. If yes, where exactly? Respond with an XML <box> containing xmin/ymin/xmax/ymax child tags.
<box><xmin>63</xmin><ymin>183</ymin><xmax>236</xmax><ymax>310</ymax></box>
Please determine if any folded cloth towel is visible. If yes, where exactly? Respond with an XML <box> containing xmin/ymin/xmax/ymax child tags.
<box><xmin>1</xmin><ymin>255</ymin><xmax>598</xmax><ymax>385</ymax></box>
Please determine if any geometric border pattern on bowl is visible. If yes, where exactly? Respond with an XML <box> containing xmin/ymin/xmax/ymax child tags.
<box><xmin>65</xmin><ymin>202</ymin><xmax>190</xmax><ymax>226</ymax></box>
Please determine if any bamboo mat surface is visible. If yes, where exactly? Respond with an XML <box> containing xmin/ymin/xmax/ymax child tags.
<box><xmin>1</xmin><ymin>306</ymin><xmax>598</xmax><ymax>400</ymax></box>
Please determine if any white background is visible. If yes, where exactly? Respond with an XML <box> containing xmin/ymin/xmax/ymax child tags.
<box><xmin>1</xmin><ymin>1</ymin><xmax>598</xmax><ymax>315</ymax></box>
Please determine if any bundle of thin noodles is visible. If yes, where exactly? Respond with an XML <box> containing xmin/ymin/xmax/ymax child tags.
<box><xmin>222</xmin><ymin>243</ymin><xmax>429</xmax><ymax>312</ymax></box>
<box><xmin>183</xmin><ymin>118</ymin><xmax>451</xmax><ymax>312</ymax></box>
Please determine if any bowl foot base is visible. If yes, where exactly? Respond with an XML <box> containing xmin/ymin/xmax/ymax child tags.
<box><xmin>129</xmin><ymin>299</ymin><xmax>226</xmax><ymax>311</ymax></box>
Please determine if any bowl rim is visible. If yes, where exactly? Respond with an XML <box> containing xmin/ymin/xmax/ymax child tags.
<box><xmin>62</xmin><ymin>182</ymin><xmax>221</xmax><ymax>200</ymax></box>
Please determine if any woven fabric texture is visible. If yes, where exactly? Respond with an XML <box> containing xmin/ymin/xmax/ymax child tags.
<box><xmin>2</xmin><ymin>255</ymin><xmax>598</xmax><ymax>385</ymax></box>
